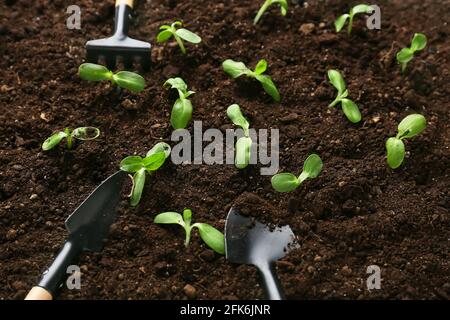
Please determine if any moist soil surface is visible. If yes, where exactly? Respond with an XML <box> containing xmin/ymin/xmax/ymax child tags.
<box><xmin>0</xmin><ymin>0</ymin><xmax>449</xmax><ymax>300</ymax></box>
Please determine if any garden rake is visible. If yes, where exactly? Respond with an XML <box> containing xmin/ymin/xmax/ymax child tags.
<box><xmin>86</xmin><ymin>0</ymin><xmax>151</xmax><ymax>70</ymax></box>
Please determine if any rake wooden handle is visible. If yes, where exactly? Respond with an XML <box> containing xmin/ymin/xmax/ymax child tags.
<box><xmin>116</xmin><ymin>0</ymin><xmax>134</xmax><ymax>7</ymax></box>
<box><xmin>25</xmin><ymin>287</ymin><xmax>53</xmax><ymax>300</ymax></box>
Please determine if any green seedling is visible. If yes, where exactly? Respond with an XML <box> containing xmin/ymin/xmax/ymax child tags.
<box><xmin>164</xmin><ymin>77</ymin><xmax>194</xmax><ymax>129</ymax></box>
<box><xmin>254</xmin><ymin>0</ymin><xmax>288</xmax><ymax>25</ymax></box>
<box><xmin>386</xmin><ymin>114</ymin><xmax>426</xmax><ymax>169</ymax></box>
<box><xmin>79</xmin><ymin>63</ymin><xmax>146</xmax><ymax>93</ymax></box>
<box><xmin>42</xmin><ymin>127</ymin><xmax>100</xmax><ymax>151</ymax></box>
<box><xmin>227</xmin><ymin>104</ymin><xmax>252</xmax><ymax>169</ymax></box>
<box><xmin>120</xmin><ymin>143</ymin><xmax>171</xmax><ymax>206</ymax></box>
<box><xmin>271</xmin><ymin>154</ymin><xmax>323</xmax><ymax>193</ymax></box>
<box><xmin>157</xmin><ymin>21</ymin><xmax>202</xmax><ymax>54</ymax></box>
<box><xmin>223</xmin><ymin>59</ymin><xmax>280</xmax><ymax>102</ymax></box>
<box><xmin>335</xmin><ymin>4</ymin><xmax>374</xmax><ymax>34</ymax></box>
<box><xmin>396</xmin><ymin>33</ymin><xmax>427</xmax><ymax>73</ymax></box>
<box><xmin>154</xmin><ymin>208</ymin><xmax>225</xmax><ymax>254</ymax></box>
<box><xmin>328</xmin><ymin>70</ymin><xmax>362</xmax><ymax>123</ymax></box>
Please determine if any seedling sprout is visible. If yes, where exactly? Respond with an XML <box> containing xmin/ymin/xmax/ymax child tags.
<box><xmin>386</xmin><ymin>114</ymin><xmax>426</xmax><ymax>169</ymax></box>
<box><xmin>42</xmin><ymin>127</ymin><xmax>100</xmax><ymax>151</ymax></box>
<box><xmin>254</xmin><ymin>0</ymin><xmax>288</xmax><ymax>25</ymax></box>
<box><xmin>328</xmin><ymin>69</ymin><xmax>362</xmax><ymax>123</ymax></box>
<box><xmin>157</xmin><ymin>21</ymin><xmax>202</xmax><ymax>54</ymax></box>
<box><xmin>164</xmin><ymin>77</ymin><xmax>194</xmax><ymax>129</ymax></box>
<box><xmin>335</xmin><ymin>4</ymin><xmax>374</xmax><ymax>35</ymax></box>
<box><xmin>396</xmin><ymin>33</ymin><xmax>427</xmax><ymax>73</ymax></box>
<box><xmin>227</xmin><ymin>104</ymin><xmax>252</xmax><ymax>169</ymax></box>
<box><xmin>154</xmin><ymin>208</ymin><xmax>225</xmax><ymax>254</ymax></box>
<box><xmin>223</xmin><ymin>59</ymin><xmax>280</xmax><ymax>102</ymax></box>
<box><xmin>79</xmin><ymin>63</ymin><xmax>146</xmax><ymax>93</ymax></box>
<box><xmin>120</xmin><ymin>143</ymin><xmax>171</xmax><ymax>206</ymax></box>
<box><xmin>271</xmin><ymin>154</ymin><xmax>323</xmax><ymax>192</ymax></box>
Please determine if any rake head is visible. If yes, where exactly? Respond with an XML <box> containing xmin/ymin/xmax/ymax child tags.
<box><xmin>86</xmin><ymin>36</ymin><xmax>151</xmax><ymax>71</ymax></box>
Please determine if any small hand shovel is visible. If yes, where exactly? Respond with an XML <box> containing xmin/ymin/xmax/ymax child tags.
<box><xmin>25</xmin><ymin>171</ymin><xmax>127</xmax><ymax>300</ymax></box>
<box><xmin>225</xmin><ymin>208</ymin><xmax>297</xmax><ymax>300</ymax></box>
<box><xmin>86</xmin><ymin>0</ymin><xmax>151</xmax><ymax>70</ymax></box>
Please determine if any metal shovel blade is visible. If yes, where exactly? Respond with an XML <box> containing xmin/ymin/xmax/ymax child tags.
<box><xmin>65</xmin><ymin>170</ymin><xmax>127</xmax><ymax>252</ymax></box>
<box><xmin>225</xmin><ymin>207</ymin><xmax>296</xmax><ymax>300</ymax></box>
<box><xmin>26</xmin><ymin>171</ymin><xmax>127</xmax><ymax>299</ymax></box>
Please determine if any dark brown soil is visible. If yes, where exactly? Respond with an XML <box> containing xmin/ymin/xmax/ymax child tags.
<box><xmin>0</xmin><ymin>0</ymin><xmax>449</xmax><ymax>300</ymax></box>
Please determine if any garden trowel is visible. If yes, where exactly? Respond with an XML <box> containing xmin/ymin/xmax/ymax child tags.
<box><xmin>25</xmin><ymin>171</ymin><xmax>127</xmax><ymax>300</ymax></box>
<box><xmin>86</xmin><ymin>0</ymin><xmax>151</xmax><ymax>70</ymax></box>
<box><xmin>225</xmin><ymin>208</ymin><xmax>297</xmax><ymax>300</ymax></box>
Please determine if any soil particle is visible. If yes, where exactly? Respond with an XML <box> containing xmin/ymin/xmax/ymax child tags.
<box><xmin>299</xmin><ymin>23</ymin><xmax>315</xmax><ymax>35</ymax></box>
<box><xmin>183</xmin><ymin>284</ymin><xmax>197</xmax><ymax>299</ymax></box>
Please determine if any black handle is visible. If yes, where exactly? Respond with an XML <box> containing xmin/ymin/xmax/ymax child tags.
<box><xmin>113</xmin><ymin>1</ymin><xmax>133</xmax><ymax>39</ymax></box>
<box><xmin>36</xmin><ymin>233</ymin><xmax>83</xmax><ymax>297</ymax></box>
<box><xmin>257</xmin><ymin>261</ymin><xmax>286</xmax><ymax>300</ymax></box>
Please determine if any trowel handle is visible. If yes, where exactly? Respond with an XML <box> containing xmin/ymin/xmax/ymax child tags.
<box><xmin>116</xmin><ymin>0</ymin><xmax>134</xmax><ymax>8</ymax></box>
<box><xmin>113</xmin><ymin>0</ymin><xmax>134</xmax><ymax>37</ymax></box>
<box><xmin>258</xmin><ymin>262</ymin><xmax>286</xmax><ymax>300</ymax></box>
<box><xmin>25</xmin><ymin>235</ymin><xmax>83</xmax><ymax>300</ymax></box>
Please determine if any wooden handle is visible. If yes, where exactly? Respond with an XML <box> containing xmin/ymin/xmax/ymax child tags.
<box><xmin>116</xmin><ymin>0</ymin><xmax>133</xmax><ymax>7</ymax></box>
<box><xmin>25</xmin><ymin>286</ymin><xmax>53</xmax><ymax>300</ymax></box>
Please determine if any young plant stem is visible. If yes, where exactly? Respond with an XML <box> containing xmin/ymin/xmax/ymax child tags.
<box><xmin>347</xmin><ymin>15</ymin><xmax>354</xmax><ymax>34</ymax></box>
<box><xmin>329</xmin><ymin>96</ymin><xmax>341</xmax><ymax>108</ymax></box>
<box><xmin>174</xmin><ymin>34</ymin><xmax>186</xmax><ymax>54</ymax></box>
<box><xmin>254</xmin><ymin>0</ymin><xmax>271</xmax><ymax>25</ymax></box>
<box><xmin>65</xmin><ymin>128</ymin><xmax>73</xmax><ymax>149</ymax></box>
<box><xmin>401</xmin><ymin>63</ymin><xmax>407</xmax><ymax>74</ymax></box>
<box><xmin>185</xmin><ymin>227</ymin><xmax>192</xmax><ymax>247</ymax></box>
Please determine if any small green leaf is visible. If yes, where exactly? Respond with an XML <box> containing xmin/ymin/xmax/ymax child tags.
<box><xmin>396</xmin><ymin>48</ymin><xmax>414</xmax><ymax>64</ymax></box>
<box><xmin>42</xmin><ymin>131</ymin><xmax>68</xmax><ymax>151</ymax></box>
<box><xmin>398</xmin><ymin>114</ymin><xmax>427</xmax><ymax>139</ymax></box>
<box><xmin>335</xmin><ymin>14</ymin><xmax>349</xmax><ymax>32</ymax></box>
<box><xmin>130</xmin><ymin>168</ymin><xmax>146</xmax><ymax>207</ymax></box>
<box><xmin>154</xmin><ymin>212</ymin><xmax>185</xmax><ymax>226</ymax></box>
<box><xmin>223</xmin><ymin>59</ymin><xmax>250</xmax><ymax>79</ymax></box>
<box><xmin>271</xmin><ymin>173</ymin><xmax>300</xmax><ymax>193</ymax></box>
<box><xmin>164</xmin><ymin>77</ymin><xmax>188</xmax><ymax>93</ymax></box>
<box><xmin>159</xmin><ymin>25</ymin><xmax>171</xmax><ymax>30</ymax></box>
<box><xmin>79</xmin><ymin>63</ymin><xmax>112</xmax><ymax>82</ymax></box>
<box><xmin>235</xmin><ymin>137</ymin><xmax>252</xmax><ymax>169</ymax></box>
<box><xmin>411</xmin><ymin>33</ymin><xmax>427</xmax><ymax>52</ymax></box>
<box><xmin>227</xmin><ymin>104</ymin><xmax>249</xmax><ymax>131</ymax></box>
<box><xmin>254</xmin><ymin>59</ymin><xmax>268</xmax><ymax>75</ymax></box>
<box><xmin>142</xmin><ymin>152</ymin><xmax>166</xmax><ymax>171</ymax></box>
<box><xmin>147</xmin><ymin>142</ymin><xmax>172</xmax><ymax>159</ymax></box>
<box><xmin>386</xmin><ymin>137</ymin><xmax>405</xmax><ymax>169</ymax></box>
<box><xmin>328</xmin><ymin>70</ymin><xmax>347</xmax><ymax>95</ymax></box>
<box><xmin>194</xmin><ymin>223</ymin><xmax>225</xmax><ymax>255</ymax></box>
<box><xmin>112</xmin><ymin>71</ymin><xmax>146</xmax><ymax>92</ymax></box>
<box><xmin>183</xmin><ymin>209</ymin><xmax>192</xmax><ymax>226</ymax></box>
<box><xmin>157</xmin><ymin>29</ymin><xmax>174</xmax><ymax>42</ymax></box>
<box><xmin>120</xmin><ymin>156</ymin><xmax>144</xmax><ymax>173</ymax></box>
<box><xmin>171</xmin><ymin>98</ymin><xmax>193</xmax><ymax>129</ymax></box>
<box><xmin>255</xmin><ymin>74</ymin><xmax>281</xmax><ymax>102</ymax></box>
<box><xmin>175</xmin><ymin>28</ymin><xmax>202</xmax><ymax>44</ymax></box>
<box><xmin>71</xmin><ymin>127</ymin><xmax>100</xmax><ymax>141</ymax></box>
<box><xmin>301</xmin><ymin>154</ymin><xmax>323</xmax><ymax>181</ymax></box>
<box><xmin>351</xmin><ymin>4</ymin><xmax>372</xmax><ymax>15</ymax></box>
<box><xmin>341</xmin><ymin>99</ymin><xmax>362</xmax><ymax>123</ymax></box>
